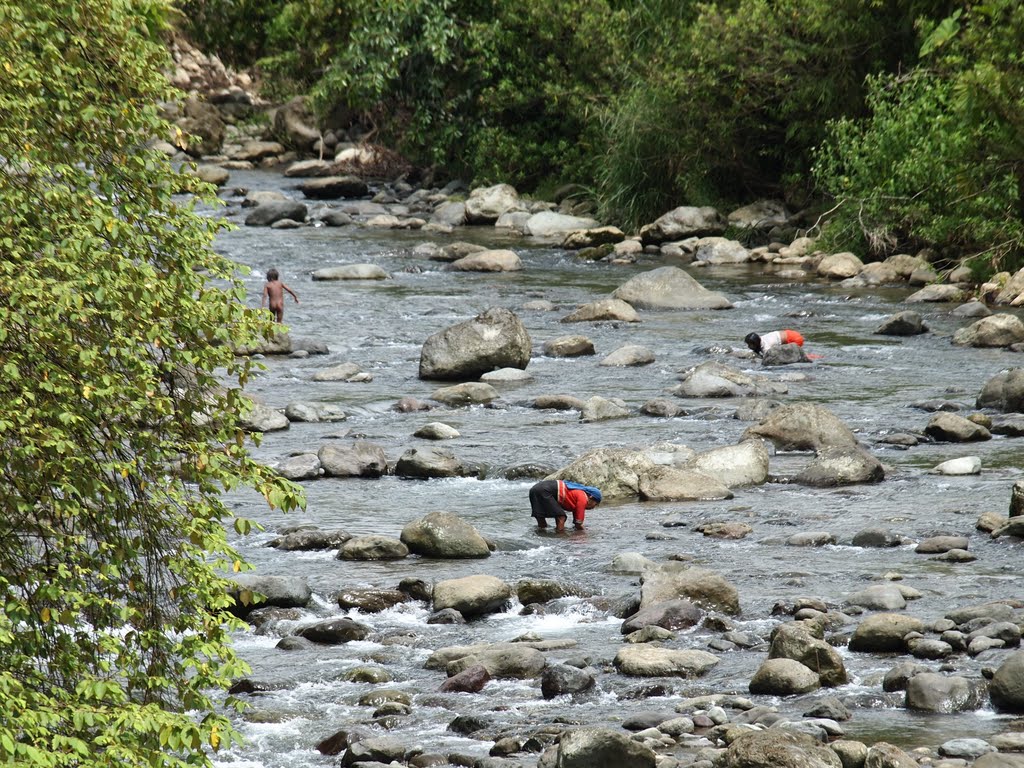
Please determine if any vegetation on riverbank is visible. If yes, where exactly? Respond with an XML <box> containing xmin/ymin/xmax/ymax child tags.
<box><xmin>0</xmin><ymin>0</ymin><xmax>303</xmax><ymax>765</ymax></box>
<box><xmin>178</xmin><ymin>0</ymin><xmax>1024</xmax><ymax>276</ymax></box>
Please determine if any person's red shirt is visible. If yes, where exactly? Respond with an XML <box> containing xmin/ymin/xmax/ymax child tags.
<box><xmin>557</xmin><ymin>482</ymin><xmax>589</xmax><ymax>524</ymax></box>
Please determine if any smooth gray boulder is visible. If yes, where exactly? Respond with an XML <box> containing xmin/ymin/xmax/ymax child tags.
<box><xmin>875</xmin><ymin>310</ymin><xmax>928</xmax><ymax>336</ymax></box>
<box><xmin>953</xmin><ymin>313</ymin><xmax>1024</xmax><ymax>347</ymax></box>
<box><xmin>556</xmin><ymin>727</ymin><xmax>656</xmax><ymax>768</ymax></box>
<box><xmin>849</xmin><ymin>613</ymin><xmax>925</xmax><ymax>652</ymax></box>
<box><xmin>400</xmin><ymin>511</ymin><xmax>490</xmax><ymax>558</ymax></box>
<box><xmin>990</xmin><ymin>650</ymin><xmax>1024</xmax><ymax>713</ymax></box>
<box><xmin>338</xmin><ymin>535</ymin><xmax>408</xmax><ymax>560</ymax></box>
<box><xmin>639</xmin><ymin>206</ymin><xmax>726</xmax><ymax>244</ymax></box>
<box><xmin>318</xmin><ymin>442</ymin><xmax>388</xmax><ymax>477</ymax></box>
<box><xmin>749</xmin><ymin>658</ymin><xmax>821</xmax><ymax>695</ymax></box>
<box><xmin>394</xmin><ymin>446</ymin><xmax>469</xmax><ymax>479</ymax></box>
<box><xmin>432</xmin><ymin>575</ymin><xmax>512</xmax><ymax>618</ymax></box>
<box><xmin>795</xmin><ymin>447</ymin><xmax>885</xmax><ymax>487</ymax></box>
<box><xmin>561</xmin><ymin>298</ymin><xmax>640</xmax><ymax>323</ymax></box>
<box><xmin>611</xmin><ymin>265</ymin><xmax>732</xmax><ymax>310</ymax></box>
<box><xmin>906</xmin><ymin>672</ymin><xmax>985</xmax><ymax>713</ymax></box>
<box><xmin>925</xmin><ymin>412</ymin><xmax>991</xmax><ymax>442</ymax></box>
<box><xmin>229</xmin><ymin>574</ymin><xmax>312</xmax><ymax>617</ymax></box>
<box><xmin>718</xmin><ymin>730</ymin><xmax>841</xmax><ymax>768</ymax></box>
<box><xmin>639</xmin><ymin>563</ymin><xmax>740</xmax><ymax>614</ymax></box>
<box><xmin>672</xmin><ymin>361</ymin><xmax>784</xmax><ymax>398</ymax></box>
<box><xmin>742</xmin><ymin>403</ymin><xmax>859</xmax><ymax>452</ymax></box>
<box><xmin>244</xmin><ymin>200</ymin><xmax>307</xmax><ymax>226</ymax></box>
<box><xmin>613</xmin><ymin>646</ymin><xmax>720</xmax><ymax>677</ymax></box>
<box><xmin>977</xmin><ymin>368</ymin><xmax>1024</xmax><ymax>412</ymax></box>
<box><xmin>419</xmin><ymin>307</ymin><xmax>531</xmax><ymax>380</ymax></box>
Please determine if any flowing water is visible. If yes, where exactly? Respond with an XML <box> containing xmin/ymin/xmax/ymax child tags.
<box><xmin>205</xmin><ymin>169</ymin><xmax>1024</xmax><ymax>767</ymax></box>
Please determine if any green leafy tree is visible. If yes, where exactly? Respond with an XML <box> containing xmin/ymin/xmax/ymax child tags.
<box><xmin>0</xmin><ymin>1</ymin><xmax>303</xmax><ymax>766</ymax></box>
<box><xmin>814</xmin><ymin>1</ymin><xmax>1024</xmax><ymax>275</ymax></box>
<box><xmin>598</xmin><ymin>0</ymin><xmax>956</xmax><ymax>228</ymax></box>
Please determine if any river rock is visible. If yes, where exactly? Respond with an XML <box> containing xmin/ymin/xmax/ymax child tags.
<box><xmin>694</xmin><ymin>236</ymin><xmax>750</xmax><ymax>264</ymax></box>
<box><xmin>684</xmin><ymin>439</ymin><xmax>769</xmax><ymax>488</ymax></box>
<box><xmin>311</xmin><ymin>363</ymin><xmax>363</xmax><ymax>382</ymax></box>
<box><xmin>992</xmin><ymin>414</ymin><xmax>1024</xmax><ymax>435</ymax></box>
<box><xmin>673</xmin><ymin>361</ymin><xmax>783</xmax><ymax>398</ymax></box>
<box><xmin>524</xmin><ymin>211</ymin><xmax>599</xmax><ymax>238</ymax></box>
<box><xmin>846</xmin><ymin>584</ymin><xmax>906</xmax><ymax>611</ymax></box>
<box><xmin>319</xmin><ymin>442</ymin><xmax>388</xmax><ymax>477</ymax></box>
<box><xmin>432</xmin><ymin>575</ymin><xmax>512</xmax><ymax>618</ymax></box>
<box><xmin>533</xmin><ymin>394</ymin><xmax>586</xmax><ymax>410</ymax></box>
<box><xmin>541</xmin><ymin>663</ymin><xmax>595</xmax><ymax>699</ymax></box>
<box><xmin>269</xmin><ymin>527</ymin><xmax>351</xmax><ymax>551</ymax></box>
<box><xmin>977</xmin><ymin>368</ymin><xmax>1024</xmax><ymax>412</ymax></box>
<box><xmin>228</xmin><ymin>574</ymin><xmax>312</xmax><ymax>617</ymax></box>
<box><xmin>276</xmin><ymin>453</ymin><xmax>321</xmax><ymax>480</ymax></box>
<box><xmin>641</xmin><ymin>398</ymin><xmax>686</xmax><ymax>417</ymax></box>
<box><xmin>580</xmin><ymin>395</ymin><xmax>631</xmax><ymax>422</ymax></box>
<box><xmin>794</xmin><ymin>446</ymin><xmax>885</xmax><ymax>487</ymax></box>
<box><xmin>916</xmin><ymin>535</ymin><xmax>970</xmax><ymax>553</ymax></box>
<box><xmin>340</xmin><ymin>736</ymin><xmax>405</xmax><ymax>767</ymax></box>
<box><xmin>431</xmin><ymin>382</ymin><xmax>498</xmax><ymax>406</ymax></box>
<box><xmin>561</xmin><ymin>297</ymin><xmax>640</xmax><ymax>323</ymax></box>
<box><xmin>742</xmin><ymin>403</ymin><xmax>859</xmax><ymax>451</ymax></box>
<box><xmin>749</xmin><ymin>658</ymin><xmax>821</xmax><ymax>695</ymax></box>
<box><xmin>419</xmin><ymin>307</ymin><xmax>531</xmax><ymax>380</ymax></box>
<box><xmin>414</xmin><ymin>422</ymin><xmax>460</xmax><ymax>440</ymax></box>
<box><xmin>864</xmin><ymin>742</ymin><xmax>919</xmax><ymax>768</ymax></box>
<box><xmin>439</xmin><ymin>664</ymin><xmax>490</xmax><ymax>693</ymax></box>
<box><xmin>787</xmin><ymin>531</ymin><xmax>837</xmax><ymax>546</ymax></box>
<box><xmin>286</xmin><ymin>402</ymin><xmax>349</xmax><ymax>422</ymax></box>
<box><xmin>875</xmin><ymin>311</ymin><xmax>928</xmax><ymax>336</ymax></box>
<box><xmin>600</xmin><ymin>344</ymin><xmax>655</xmax><ymax>367</ymax></box>
<box><xmin>295</xmin><ymin>617</ymin><xmax>372</xmax><ymax>645</ymax></box>
<box><xmin>338</xmin><ymin>535</ymin><xmax>408</xmax><ymax>560</ymax></box>
<box><xmin>614</xmin><ymin>646</ymin><xmax>719</xmax><ymax>677</ymax></box>
<box><xmin>639</xmin><ymin>206</ymin><xmax>726</xmax><ymax>244</ymax></box>
<box><xmin>336</xmin><ymin>588</ymin><xmax>409</xmax><ymax>613</ymax></box>
<box><xmin>244</xmin><ymin>200</ymin><xmax>308</xmax><ymax>227</ymax></box>
<box><xmin>906</xmin><ymin>672</ymin><xmax>985</xmax><ymax>713</ymax></box>
<box><xmin>637</xmin><ymin>465</ymin><xmax>733</xmax><ymax>501</ymax></box>
<box><xmin>906</xmin><ymin>284</ymin><xmax>965</xmax><ymax>303</ymax></box>
<box><xmin>940</xmin><ymin>739</ymin><xmax>996</xmax><ymax>759</ymax></box>
<box><xmin>849</xmin><ymin>613</ymin><xmax>925</xmax><ymax>652</ymax></box>
<box><xmin>449</xmin><ymin>248</ymin><xmax>523</xmax><ymax>272</ymax></box>
<box><xmin>851</xmin><ymin>527</ymin><xmax>906</xmax><ymax>547</ymax></box>
<box><xmin>989</xmin><ymin>650</ymin><xmax>1024</xmax><ymax>712</ymax></box>
<box><xmin>761</xmin><ymin>343</ymin><xmax>810</xmax><ymax>366</ymax></box>
<box><xmin>241</xmin><ymin>402</ymin><xmax>289</xmax><ymax>432</ymax></box>
<box><xmin>400</xmin><ymin>511</ymin><xmax>490</xmax><ymax>558</ymax></box>
<box><xmin>445</xmin><ymin>645</ymin><xmax>546</xmax><ymax>679</ymax></box>
<box><xmin>394</xmin><ymin>446</ymin><xmax>469</xmax><ymax>478</ymax></box>
<box><xmin>550</xmin><ymin>447</ymin><xmax>657</xmax><ymax>499</ymax></box>
<box><xmin>311</xmin><ymin>264</ymin><xmax>388</xmax><ymax>280</ymax></box>
<box><xmin>191</xmin><ymin>164</ymin><xmax>229</xmax><ymax>186</ymax></box>
<box><xmin>953</xmin><ymin>313</ymin><xmax>1024</xmax><ymax>347</ymax></box>
<box><xmin>718</xmin><ymin>730</ymin><xmax>841</xmax><ymax>768</ymax></box>
<box><xmin>555</xmin><ymin>727</ymin><xmax>656</xmax><ymax>768</ymax></box>
<box><xmin>621</xmin><ymin>599</ymin><xmax>703</xmax><ymax>634</ymax></box>
<box><xmin>611</xmin><ymin>265</ymin><xmax>733</xmax><ymax>310</ymax></box>
<box><xmin>431</xmin><ymin>200</ymin><xmax>466</xmax><ymax>227</ymax></box>
<box><xmin>925</xmin><ymin>412</ymin><xmax>991</xmax><ymax>442</ymax></box>
<box><xmin>931</xmin><ymin>456</ymin><xmax>982</xmax><ymax>475</ymax></box>
<box><xmin>818</xmin><ymin>252</ymin><xmax>864</xmax><ymax>279</ymax></box>
<box><xmin>562</xmin><ymin>226</ymin><xmax>626</xmax><ymax>249</ymax></box>
<box><xmin>464</xmin><ymin>183</ymin><xmax>523</xmax><ymax>223</ymax></box>
<box><xmin>769</xmin><ymin>623</ymin><xmax>848</xmax><ymax>686</ymax></box>
<box><xmin>639</xmin><ymin>564</ymin><xmax>740</xmax><ymax>614</ymax></box>
<box><xmin>543</xmin><ymin>335</ymin><xmax>595</xmax><ymax>357</ymax></box>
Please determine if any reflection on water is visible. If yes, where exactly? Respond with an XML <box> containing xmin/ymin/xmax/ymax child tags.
<box><xmin>209</xmin><ymin>169</ymin><xmax>1024</xmax><ymax>765</ymax></box>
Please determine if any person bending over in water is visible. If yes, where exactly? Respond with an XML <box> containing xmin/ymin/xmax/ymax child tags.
<box><xmin>529</xmin><ymin>479</ymin><xmax>602</xmax><ymax>532</ymax></box>
<box><xmin>745</xmin><ymin>329</ymin><xmax>804</xmax><ymax>357</ymax></box>
<box><xmin>261</xmin><ymin>268</ymin><xmax>299</xmax><ymax>323</ymax></box>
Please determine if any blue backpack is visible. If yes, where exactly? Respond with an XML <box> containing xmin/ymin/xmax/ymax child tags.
<box><xmin>562</xmin><ymin>481</ymin><xmax>602</xmax><ymax>503</ymax></box>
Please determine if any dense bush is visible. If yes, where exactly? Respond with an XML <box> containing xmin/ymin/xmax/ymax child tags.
<box><xmin>814</xmin><ymin>1</ymin><xmax>1024</xmax><ymax>276</ymax></box>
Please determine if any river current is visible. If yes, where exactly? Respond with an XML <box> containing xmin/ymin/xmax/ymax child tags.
<box><xmin>206</xmin><ymin>168</ymin><xmax>1024</xmax><ymax>767</ymax></box>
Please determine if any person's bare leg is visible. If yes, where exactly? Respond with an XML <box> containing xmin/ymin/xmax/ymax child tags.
<box><xmin>554</xmin><ymin>516</ymin><xmax>566</xmax><ymax>533</ymax></box>
<box><xmin>536</xmin><ymin>518</ymin><xmax>547</xmax><ymax>529</ymax></box>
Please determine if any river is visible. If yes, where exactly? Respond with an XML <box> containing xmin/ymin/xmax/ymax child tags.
<box><xmin>206</xmin><ymin>168</ymin><xmax>1024</xmax><ymax>768</ymax></box>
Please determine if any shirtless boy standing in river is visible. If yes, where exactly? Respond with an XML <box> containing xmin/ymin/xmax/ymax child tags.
<box><xmin>261</xmin><ymin>268</ymin><xmax>299</xmax><ymax>323</ymax></box>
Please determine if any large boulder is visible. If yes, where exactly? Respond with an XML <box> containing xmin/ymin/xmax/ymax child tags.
<box><xmin>393</xmin><ymin>446</ymin><xmax>470</xmax><ymax>479</ymax></box>
<box><xmin>524</xmin><ymin>211</ymin><xmax>599</xmax><ymax>238</ymax></box>
<box><xmin>318</xmin><ymin>442</ymin><xmax>388</xmax><ymax>477</ymax></box>
<box><xmin>742</xmin><ymin>403</ymin><xmax>859</xmax><ymax>452</ymax></box>
<box><xmin>925</xmin><ymin>412</ymin><xmax>991</xmax><ymax>442</ymax></box>
<box><xmin>228</xmin><ymin>574</ymin><xmax>312</xmax><ymax>617</ymax></box>
<box><xmin>400</xmin><ymin>512</ymin><xmax>490</xmax><ymax>558</ymax></box>
<box><xmin>271</xmin><ymin>95</ymin><xmax>320</xmax><ymax>150</ymax></box>
<box><xmin>989</xmin><ymin>650</ymin><xmax>1024</xmax><ymax>713</ymax></box>
<box><xmin>555</xmin><ymin>728</ymin><xmax>656</xmax><ymax>768</ymax></box>
<box><xmin>244</xmin><ymin>200</ymin><xmax>308</xmax><ymax>227</ymax></box>
<box><xmin>449</xmin><ymin>249</ymin><xmax>523</xmax><ymax>272</ymax></box>
<box><xmin>953</xmin><ymin>314</ymin><xmax>1024</xmax><ymax>347</ymax></box>
<box><xmin>672</xmin><ymin>361</ymin><xmax>784</xmax><ymax>398</ymax></box>
<box><xmin>432</xmin><ymin>575</ymin><xmax>512</xmax><ymax>618</ymax></box>
<box><xmin>550</xmin><ymin>448</ymin><xmax>658</xmax><ymax>500</ymax></box>
<box><xmin>906</xmin><ymin>672</ymin><xmax>985</xmax><ymax>713</ymax></box>
<box><xmin>444</xmin><ymin>645</ymin><xmax>546</xmax><ymax>679</ymax></box>
<box><xmin>639</xmin><ymin>206</ymin><xmax>727</xmax><ymax>244</ymax></box>
<box><xmin>175</xmin><ymin>97</ymin><xmax>225</xmax><ymax>157</ymax></box>
<box><xmin>718</xmin><ymin>730</ymin><xmax>842</xmax><ymax>768</ymax></box>
<box><xmin>561</xmin><ymin>298</ymin><xmax>640</xmax><ymax>323</ymax></box>
<box><xmin>613</xmin><ymin>646</ymin><xmax>720</xmax><ymax>677</ymax></box>
<box><xmin>684</xmin><ymin>440</ymin><xmax>770</xmax><ymax>488</ymax></box>
<box><xmin>977</xmin><ymin>368</ymin><xmax>1024</xmax><ymax>412</ymax></box>
<box><xmin>849</xmin><ymin>613</ymin><xmax>926</xmax><ymax>652</ymax></box>
<box><xmin>611</xmin><ymin>266</ymin><xmax>733</xmax><ymax>310</ymax></box>
<box><xmin>464</xmin><ymin>183</ymin><xmax>523</xmax><ymax>223</ymax></box>
<box><xmin>769</xmin><ymin>623</ymin><xmax>848</xmax><ymax>687</ymax></box>
<box><xmin>621</xmin><ymin>599</ymin><xmax>703</xmax><ymax>635</ymax></box>
<box><xmin>749</xmin><ymin>658</ymin><xmax>821</xmax><ymax>695</ymax></box>
<box><xmin>637</xmin><ymin>465</ymin><xmax>733</xmax><ymax>501</ymax></box>
<box><xmin>639</xmin><ymin>563</ymin><xmax>740</xmax><ymax>614</ymax></box>
<box><xmin>794</xmin><ymin>447</ymin><xmax>885</xmax><ymax>487</ymax></box>
<box><xmin>299</xmin><ymin>175</ymin><xmax>368</xmax><ymax>200</ymax></box>
<box><xmin>419</xmin><ymin>307</ymin><xmax>531</xmax><ymax>380</ymax></box>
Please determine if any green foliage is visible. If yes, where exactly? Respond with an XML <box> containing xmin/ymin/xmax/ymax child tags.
<box><xmin>178</xmin><ymin>0</ymin><xmax>287</xmax><ymax>67</ymax></box>
<box><xmin>597</xmin><ymin>0</ymin><xmax>951</xmax><ymax>228</ymax></box>
<box><xmin>0</xmin><ymin>1</ymin><xmax>304</xmax><ymax>765</ymax></box>
<box><xmin>814</xmin><ymin>0</ymin><xmax>1024</xmax><ymax>275</ymax></box>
